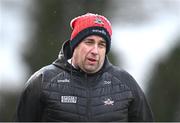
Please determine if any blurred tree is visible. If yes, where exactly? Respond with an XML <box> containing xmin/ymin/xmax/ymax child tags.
<box><xmin>147</xmin><ymin>39</ymin><xmax>180</xmax><ymax>121</ymax></box>
<box><xmin>0</xmin><ymin>89</ymin><xmax>19</xmax><ymax>121</ymax></box>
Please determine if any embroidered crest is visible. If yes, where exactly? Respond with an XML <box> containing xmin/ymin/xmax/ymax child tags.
<box><xmin>104</xmin><ymin>98</ymin><xmax>114</xmax><ymax>105</ymax></box>
<box><xmin>94</xmin><ymin>17</ymin><xmax>104</xmax><ymax>25</ymax></box>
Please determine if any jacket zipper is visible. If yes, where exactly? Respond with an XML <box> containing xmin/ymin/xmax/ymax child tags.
<box><xmin>85</xmin><ymin>73</ymin><xmax>91</xmax><ymax>121</ymax></box>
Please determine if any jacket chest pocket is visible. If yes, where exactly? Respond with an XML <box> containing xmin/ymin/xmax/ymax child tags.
<box><xmin>92</xmin><ymin>91</ymin><xmax>132</xmax><ymax>112</ymax></box>
<box><xmin>44</xmin><ymin>93</ymin><xmax>84</xmax><ymax>121</ymax></box>
<box><xmin>42</xmin><ymin>84</ymin><xmax>87</xmax><ymax>121</ymax></box>
<box><xmin>89</xmin><ymin>86</ymin><xmax>133</xmax><ymax>121</ymax></box>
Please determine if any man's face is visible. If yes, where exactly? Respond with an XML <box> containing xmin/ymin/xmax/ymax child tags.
<box><xmin>72</xmin><ymin>35</ymin><xmax>106</xmax><ymax>74</ymax></box>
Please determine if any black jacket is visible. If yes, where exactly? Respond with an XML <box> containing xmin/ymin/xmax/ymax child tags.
<box><xmin>15</xmin><ymin>40</ymin><xmax>154</xmax><ymax>122</ymax></box>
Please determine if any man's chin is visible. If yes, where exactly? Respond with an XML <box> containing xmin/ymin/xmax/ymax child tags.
<box><xmin>84</xmin><ymin>66</ymin><xmax>99</xmax><ymax>74</ymax></box>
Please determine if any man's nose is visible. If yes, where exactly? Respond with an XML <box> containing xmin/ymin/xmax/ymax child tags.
<box><xmin>91</xmin><ymin>45</ymin><xmax>99</xmax><ymax>55</ymax></box>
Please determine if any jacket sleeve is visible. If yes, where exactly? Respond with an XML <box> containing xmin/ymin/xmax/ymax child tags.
<box><xmin>127</xmin><ymin>75</ymin><xmax>154</xmax><ymax>121</ymax></box>
<box><xmin>15</xmin><ymin>71</ymin><xmax>44</xmax><ymax>121</ymax></box>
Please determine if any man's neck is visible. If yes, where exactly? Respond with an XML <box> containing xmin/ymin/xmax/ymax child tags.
<box><xmin>67</xmin><ymin>59</ymin><xmax>76</xmax><ymax>69</ymax></box>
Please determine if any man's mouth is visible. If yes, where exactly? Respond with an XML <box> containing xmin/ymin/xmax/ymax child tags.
<box><xmin>87</xmin><ymin>58</ymin><xmax>97</xmax><ymax>64</ymax></box>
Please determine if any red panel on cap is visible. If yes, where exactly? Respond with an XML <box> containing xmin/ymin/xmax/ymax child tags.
<box><xmin>70</xmin><ymin>13</ymin><xmax>112</xmax><ymax>40</ymax></box>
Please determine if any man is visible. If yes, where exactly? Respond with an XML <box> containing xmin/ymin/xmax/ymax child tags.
<box><xmin>15</xmin><ymin>13</ymin><xmax>154</xmax><ymax>122</ymax></box>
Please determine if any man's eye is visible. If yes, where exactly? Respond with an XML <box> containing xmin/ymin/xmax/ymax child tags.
<box><xmin>85</xmin><ymin>41</ymin><xmax>93</xmax><ymax>44</ymax></box>
<box><xmin>99</xmin><ymin>43</ymin><xmax>106</xmax><ymax>48</ymax></box>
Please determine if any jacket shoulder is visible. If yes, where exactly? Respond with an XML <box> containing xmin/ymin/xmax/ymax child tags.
<box><xmin>25</xmin><ymin>64</ymin><xmax>63</xmax><ymax>88</ymax></box>
<box><xmin>108</xmin><ymin>65</ymin><xmax>142</xmax><ymax>94</ymax></box>
<box><xmin>108</xmin><ymin>65</ymin><xmax>136</xmax><ymax>84</ymax></box>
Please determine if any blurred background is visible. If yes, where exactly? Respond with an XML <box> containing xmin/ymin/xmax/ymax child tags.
<box><xmin>0</xmin><ymin>0</ymin><xmax>180</xmax><ymax>121</ymax></box>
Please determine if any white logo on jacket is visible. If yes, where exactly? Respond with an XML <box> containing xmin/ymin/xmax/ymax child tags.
<box><xmin>61</xmin><ymin>96</ymin><xmax>77</xmax><ymax>103</ymax></box>
<box><xmin>104</xmin><ymin>80</ymin><xmax>111</xmax><ymax>85</ymax></box>
<box><xmin>103</xmin><ymin>98</ymin><xmax>114</xmax><ymax>105</ymax></box>
<box><xmin>57</xmin><ymin>79</ymin><xmax>70</xmax><ymax>83</ymax></box>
